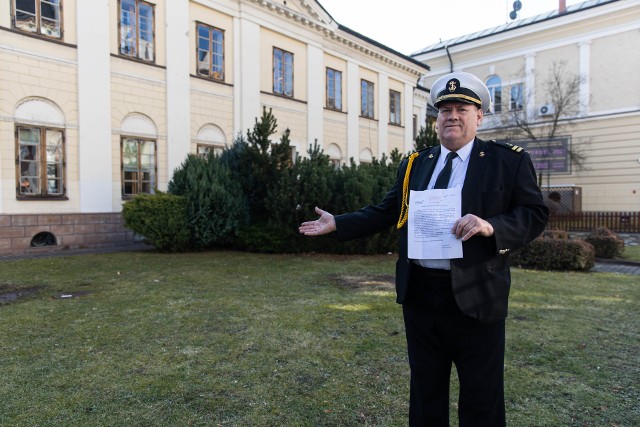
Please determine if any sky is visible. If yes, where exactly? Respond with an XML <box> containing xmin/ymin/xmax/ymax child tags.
<box><xmin>317</xmin><ymin>0</ymin><xmax>584</xmax><ymax>55</ymax></box>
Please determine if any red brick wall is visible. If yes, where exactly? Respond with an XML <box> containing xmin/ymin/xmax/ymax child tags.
<box><xmin>0</xmin><ymin>213</ymin><xmax>139</xmax><ymax>255</ymax></box>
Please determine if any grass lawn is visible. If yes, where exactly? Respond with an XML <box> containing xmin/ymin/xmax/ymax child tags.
<box><xmin>0</xmin><ymin>251</ymin><xmax>638</xmax><ymax>426</ymax></box>
<box><xmin>621</xmin><ymin>244</ymin><xmax>640</xmax><ymax>262</ymax></box>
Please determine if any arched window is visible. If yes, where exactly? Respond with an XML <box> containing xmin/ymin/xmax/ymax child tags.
<box><xmin>359</xmin><ymin>148</ymin><xmax>373</xmax><ymax>164</ymax></box>
<box><xmin>15</xmin><ymin>98</ymin><xmax>66</xmax><ymax>198</ymax></box>
<box><xmin>196</xmin><ymin>124</ymin><xmax>226</xmax><ymax>156</ymax></box>
<box><xmin>120</xmin><ymin>113</ymin><xmax>157</xmax><ymax>197</ymax></box>
<box><xmin>486</xmin><ymin>76</ymin><xmax>502</xmax><ymax>114</ymax></box>
<box><xmin>326</xmin><ymin>143</ymin><xmax>342</xmax><ymax>168</ymax></box>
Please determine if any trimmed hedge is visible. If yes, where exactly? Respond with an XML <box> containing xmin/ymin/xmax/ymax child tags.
<box><xmin>541</xmin><ymin>229</ymin><xmax>569</xmax><ymax>240</ymax></box>
<box><xmin>511</xmin><ymin>237</ymin><xmax>595</xmax><ymax>271</ymax></box>
<box><xmin>122</xmin><ymin>193</ymin><xmax>191</xmax><ymax>252</ymax></box>
<box><xmin>584</xmin><ymin>227</ymin><xmax>624</xmax><ymax>258</ymax></box>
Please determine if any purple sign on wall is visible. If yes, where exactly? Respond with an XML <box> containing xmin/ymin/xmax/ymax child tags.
<box><xmin>504</xmin><ymin>137</ymin><xmax>571</xmax><ymax>174</ymax></box>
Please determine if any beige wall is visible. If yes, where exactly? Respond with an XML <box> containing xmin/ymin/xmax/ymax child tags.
<box><xmin>590</xmin><ymin>30</ymin><xmax>640</xmax><ymax>112</ymax></box>
<box><xmin>189</xmin><ymin>78</ymin><xmax>234</xmax><ymax>150</ymax></box>
<box><xmin>1</xmin><ymin>0</ymin><xmax>426</xmax><ymax>220</ymax></box>
<box><xmin>324</xmin><ymin>53</ymin><xmax>347</xmax><ymax>111</ymax></box>
<box><xmin>109</xmin><ymin>0</ymin><xmax>166</xmax><ymax>65</ymax></box>
<box><xmin>414</xmin><ymin>2</ymin><xmax>640</xmax><ymax>210</ymax></box>
<box><xmin>0</xmin><ymin>30</ymin><xmax>79</xmax><ymax>214</ymax></box>
<box><xmin>260</xmin><ymin>27</ymin><xmax>308</xmax><ymax>101</ymax></box>
<box><xmin>387</xmin><ymin>78</ymin><xmax>406</xmax><ymax>152</ymax></box>
<box><xmin>323</xmin><ymin>110</ymin><xmax>347</xmax><ymax>162</ymax></box>
<box><xmin>0</xmin><ymin>0</ymin><xmax>78</xmax><ymax>43</ymax></box>
<box><xmin>189</xmin><ymin>3</ymin><xmax>234</xmax><ymax>84</ymax></box>
<box><xmin>478</xmin><ymin>113</ymin><xmax>640</xmax><ymax>211</ymax></box>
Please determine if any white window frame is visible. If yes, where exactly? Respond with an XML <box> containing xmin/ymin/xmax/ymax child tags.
<box><xmin>361</xmin><ymin>79</ymin><xmax>375</xmax><ymax>119</ymax></box>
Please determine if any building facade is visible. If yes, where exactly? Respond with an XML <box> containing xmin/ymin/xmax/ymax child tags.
<box><xmin>412</xmin><ymin>0</ymin><xmax>640</xmax><ymax>212</ymax></box>
<box><xmin>0</xmin><ymin>0</ymin><xmax>429</xmax><ymax>254</ymax></box>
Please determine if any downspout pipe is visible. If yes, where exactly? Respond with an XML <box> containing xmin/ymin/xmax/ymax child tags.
<box><xmin>445</xmin><ymin>44</ymin><xmax>453</xmax><ymax>72</ymax></box>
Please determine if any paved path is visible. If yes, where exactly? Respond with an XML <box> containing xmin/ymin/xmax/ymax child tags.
<box><xmin>591</xmin><ymin>261</ymin><xmax>640</xmax><ymax>275</ymax></box>
<box><xmin>589</xmin><ymin>233</ymin><xmax>640</xmax><ymax>275</ymax></box>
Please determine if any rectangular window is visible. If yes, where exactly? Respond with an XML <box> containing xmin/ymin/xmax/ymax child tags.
<box><xmin>412</xmin><ymin>114</ymin><xmax>418</xmax><ymax>139</ymax></box>
<box><xmin>486</xmin><ymin>76</ymin><xmax>502</xmax><ymax>114</ymax></box>
<box><xmin>197</xmin><ymin>23</ymin><xmax>224</xmax><ymax>81</ymax></box>
<box><xmin>16</xmin><ymin>125</ymin><xmax>65</xmax><ymax>197</ymax></box>
<box><xmin>119</xmin><ymin>0</ymin><xmax>155</xmax><ymax>62</ymax></box>
<box><xmin>121</xmin><ymin>137</ymin><xmax>156</xmax><ymax>197</ymax></box>
<box><xmin>197</xmin><ymin>144</ymin><xmax>224</xmax><ymax>157</ymax></box>
<box><xmin>491</xmin><ymin>87</ymin><xmax>502</xmax><ymax>113</ymax></box>
<box><xmin>273</xmin><ymin>47</ymin><xmax>293</xmax><ymax>97</ymax></box>
<box><xmin>361</xmin><ymin>79</ymin><xmax>374</xmax><ymax>118</ymax></box>
<box><xmin>326</xmin><ymin>68</ymin><xmax>342</xmax><ymax>110</ymax></box>
<box><xmin>13</xmin><ymin>0</ymin><xmax>62</xmax><ymax>38</ymax></box>
<box><xmin>510</xmin><ymin>83</ymin><xmax>524</xmax><ymax>110</ymax></box>
<box><xmin>389</xmin><ymin>90</ymin><xmax>401</xmax><ymax>125</ymax></box>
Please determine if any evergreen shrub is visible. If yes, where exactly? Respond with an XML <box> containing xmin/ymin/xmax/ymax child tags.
<box><xmin>160</xmin><ymin>109</ymin><xmax>409</xmax><ymax>255</ymax></box>
<box><xmin>122</xmin><ymin>193</ymin><xmax>191</xmax><ymax>252</ymax></box>
<box><xmin>169</xmin><ymin>153</ymin><xmax>248</xmax><ymax>249</ymax></box>
<box><xmin>234</xmin><ymin>223</ymin><xmax>292</xmax><ymax>253</ymax></box>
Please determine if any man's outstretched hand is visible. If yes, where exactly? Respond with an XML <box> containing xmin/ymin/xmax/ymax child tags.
<box><xmin>299</xmin><ymin>207</ymin><xmax>336</xmax><ymax>236</ymax></box>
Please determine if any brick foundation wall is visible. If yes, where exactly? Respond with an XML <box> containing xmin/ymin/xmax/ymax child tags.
<box><xmin>0</xmin><ymin>213</ymin><xmax>139</xmax><ymax>256</ymax></box>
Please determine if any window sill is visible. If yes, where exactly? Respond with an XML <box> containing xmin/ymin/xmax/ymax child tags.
<box><xmin>191</xmin><ymin>74</ymin><xmax>233</xmax><ymax>87</ymax></box>
<box><xmin>261</xmin><ymin>91</ymin><xmax>307</xmax><ymax>104</ymax></box>
<box><xmin>112</xmin><ymin>53</ymin><xmax>166</xmax><ymax>69</ymax></box>
<box><xmin>16</xmin><ymin>195</ymin><xmax>69</xmax><ymax>201</ymax></box>
<box><xmin>2</xmin><ymin>26</ymin><xmax>73</xmax><ymax>48</ymax></box>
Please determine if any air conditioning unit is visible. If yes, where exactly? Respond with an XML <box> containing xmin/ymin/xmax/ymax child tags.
<box><xmin>537</xmin><ymin>104</ymin><xmax>555</xmax><ymax>116</ymax></box>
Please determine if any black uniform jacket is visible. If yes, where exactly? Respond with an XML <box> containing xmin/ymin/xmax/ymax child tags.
<box><xmin>334</xmin><ymin>138</ymin><xmax>549</xmax><ymax>322</ymax></box>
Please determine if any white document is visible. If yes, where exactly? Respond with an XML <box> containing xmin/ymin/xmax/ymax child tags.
<box><xmin>407</xmin><ymin>188</ymin><xmax>463</xmax><ymax>260</ymax></box>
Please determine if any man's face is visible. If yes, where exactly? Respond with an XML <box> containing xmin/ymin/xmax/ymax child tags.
<box><xmin>436</xmin><ymin>102</ymin><xmax>483</xmax><ymax>151</ymax></box>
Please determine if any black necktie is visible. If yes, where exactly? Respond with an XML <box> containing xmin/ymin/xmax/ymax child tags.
<box><xmin>434</xmin><ymin>152</ymin><xmax>458</xmax><ymax>189</ymax></box>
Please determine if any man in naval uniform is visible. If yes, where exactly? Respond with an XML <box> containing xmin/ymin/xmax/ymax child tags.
<box><xmin>299</xmin><ymin>71</ymin><xmax>548</xmax><ymax>426</ymax></box>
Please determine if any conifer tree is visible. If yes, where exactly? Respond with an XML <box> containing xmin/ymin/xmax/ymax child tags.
<box><xmin>238</xmin><ymin>107</ymin><xmax>293</xmax><ymax>221</ymax></box>
<box><xmin>414</xmin><ymin>116</ymin><xmax>439</xmax><ymax>151</ymax></box>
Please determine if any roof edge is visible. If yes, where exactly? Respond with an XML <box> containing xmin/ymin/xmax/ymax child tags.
<box><xmin>338</xmin><ymin>24</ymin><xmax>430</xmax><ymax>71</ymax></box>
<box><xmin>411</xmin><ymin>0</ymin><xmax>620</xmax><ymax>56</ymax></box>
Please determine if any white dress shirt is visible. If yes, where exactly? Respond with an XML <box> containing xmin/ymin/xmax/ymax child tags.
<box><xmin>414</xmin><ymin>139</ymin><xmax>474</xmax><ymax>270</ymax></box>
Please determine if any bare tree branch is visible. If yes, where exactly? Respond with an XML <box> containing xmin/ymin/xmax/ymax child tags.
<box><xmin>493</xmin><ymin>60</ymin><xmax>588</xmax><ymax>172</ymax></box>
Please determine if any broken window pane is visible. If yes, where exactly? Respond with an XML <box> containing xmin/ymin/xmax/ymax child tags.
<box><xmin>15</xmin><ymin>0</ymin><xmax>37</xmax><ymax>33</ymax></box>
<box><xmin>40</xmin><ymin>0</ymin><xmax>61</xmax><ymax>37</ymax></box>
<box><xmin>45</xmin><ymin>129</ymin><xmax>63</xmax><ymax>195</ymax></box>
<box><xmin>17</xmin><ymin>126</ymin><xmax>65</xmax><ymax>197</ymax></box>
<box><xmin>197</xmin><ymin>24</ymin><xmax>224</xmax><ymax>80</ymax></box>
<box><xmin>19</xmin><ymin>128</ymin><xmax>41</xmax><ymax>195</ymax></box>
